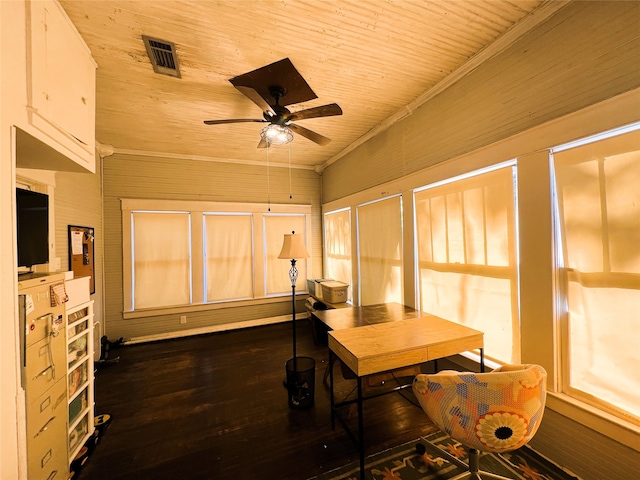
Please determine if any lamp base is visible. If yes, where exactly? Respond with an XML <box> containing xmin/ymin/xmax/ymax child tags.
<box><xmin>285</xmin><ymin>357</ymin><xmax>315</xmax><ymax>409</ymax></box>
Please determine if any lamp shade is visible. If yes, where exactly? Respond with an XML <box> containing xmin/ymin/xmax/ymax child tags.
<box><xmin>278</xmin><ymin>233</ymin><xmax>310</xmax><ymax>259</ymax></box>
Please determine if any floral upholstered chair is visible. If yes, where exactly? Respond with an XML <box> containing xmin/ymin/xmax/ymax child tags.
<box><xmin>412</xmin><ymin>364</ymin><xmax>547</xmax><ymax>480</ymax></box>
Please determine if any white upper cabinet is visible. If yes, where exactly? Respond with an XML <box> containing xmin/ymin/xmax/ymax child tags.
<box><xmin>26</xmin><ymin>0</ymin><xmax>97</xmax><ymax>173</ymax></box>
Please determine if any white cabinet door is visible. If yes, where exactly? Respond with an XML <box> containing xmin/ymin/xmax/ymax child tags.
<box><xmin>27</xmin><ymin>0</ymin><xmax>97</xmax><ymax>172</ymax></box>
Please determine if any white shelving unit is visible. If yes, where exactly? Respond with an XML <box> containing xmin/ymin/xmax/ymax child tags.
<box><xmin>66</xmin><ymin>301</ymin><xmax>94</xmax><ymax>459</ymax></box>
<box><xmin>65</xmin><ymin>277</ymin><xmax>94</xmax><ymax>465</ymax></box>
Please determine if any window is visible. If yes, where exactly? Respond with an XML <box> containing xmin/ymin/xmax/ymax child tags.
<box><xmin>132</xmin><ymin>211</ymin><xmax>191</xmax><ymax>309</ymax></box>
<box><xmin>204</xmin><ymin>214</ymin><xmax>253</xmax><ymax>302</ymax></box>
<box><xmin>122</xmin><ymin>199</ymin><xmax>311</xmax><ymax>312</ymax></box>
<box><xmin>414</xmin><ymin>165</ymin><xmax>519</xmax><ymax>364</ymax></box>
<box><xmin>552</xmin><ymin>126</ymin><xmax>640</xmax><ymax>424</ymax></box>
<box><xmin>323</xmin><ymin>208</ymin><xmax>352</xmax><ymax>295</ymax></box>
<box><xmin>357</xmin><ymin>196</ymin><xmax>403</xmax><ymax>305</ymax></box>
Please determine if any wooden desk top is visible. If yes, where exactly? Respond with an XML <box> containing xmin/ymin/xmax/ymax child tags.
<box><xmin>328</xmin><ymin>314</ymin><xmax>483</xmax><ymax>376</ymax></box>
<box><xmin>313</xmin><ymin>302</ymin><xmax>420</xmax><ymax>330</ymax></box>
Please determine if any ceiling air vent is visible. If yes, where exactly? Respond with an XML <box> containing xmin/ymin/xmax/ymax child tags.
<box><xmin>142</xmin><ymin>35</ymin><xmax>181</xmax><ymax>78</ymax></box>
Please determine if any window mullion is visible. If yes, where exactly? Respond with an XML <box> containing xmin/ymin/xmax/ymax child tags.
<box><xmin>191</xmin><ymin>212</ymin><xmax>204</xmax><ymax>304</ymax></box>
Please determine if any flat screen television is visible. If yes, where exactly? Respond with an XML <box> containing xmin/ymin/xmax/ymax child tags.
<box><xmin>16</xmin><ymin>188</ymin><xmax>49</xmax><ymax>269</ymax></box>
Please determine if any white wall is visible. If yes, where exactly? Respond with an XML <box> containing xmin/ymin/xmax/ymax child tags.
<box><xmin>1</xmin><ymin>2</ymin><xmax>31</xmax><ymax>477</ymax></box>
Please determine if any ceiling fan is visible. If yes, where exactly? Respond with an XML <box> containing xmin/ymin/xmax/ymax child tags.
<box><xmin>203</xmin><ymin>58</ymin><xmax>342</xmax><ymax>147</ymax></box>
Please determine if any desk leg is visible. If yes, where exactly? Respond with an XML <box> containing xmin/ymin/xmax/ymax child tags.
<box><xmin>329</xmin><ymin>350</ymin><xmax>335</xmax><ymax>430</ymax></box>
<box><xmin>480</xmin><ymin>348</ymin><xmax>485</xmax><ymax>373</ymax></box>
<box><xmin>357</xmin><ymin>376</ymin><xmax>364</xmax><ymax>479</ymax></box>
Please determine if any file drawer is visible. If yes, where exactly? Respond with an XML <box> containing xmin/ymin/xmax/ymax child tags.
<box><xmin>25</xmin><ymin>333</ymin><xmax>66</xmax><ymax>403</ymax></box>
<box><xmin>26</xmin><ymin>378</ymin><xmax>66</xmax><ymax>439</ymax></box>
<box><xmin>28</xmin><ymin>435</ymin><xmax>68</xmax><ymax>480</ymax></box>
<box><xmin>27</xmin><ymin>381</ymin><xmax>68</xmax><ymax>480</ymax></box>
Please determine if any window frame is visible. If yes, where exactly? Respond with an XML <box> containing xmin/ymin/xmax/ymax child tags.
<box><xmin>413</xmin><ymin>162</ymin><xmax>519</xmax><ymax>365</ymax></box>
<box><xmin>550</xmin><ymin>122</ymin><xmax>640</xmax><ymax>426</ymax></box>
<box><xmin>121</xmin><ymin>199</ymin><xmax>311</xmax><ymax>316</ymax></box>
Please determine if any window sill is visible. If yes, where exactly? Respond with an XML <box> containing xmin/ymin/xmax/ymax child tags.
<box><xmin>545</xmin><ymin>392</ymin><xmax>639</xmax><ymax>450</ymax></box>
<box><xmin>123</xmin><ymin>292</ymin><xmax>309</xmax><ymax>320</ymax></box>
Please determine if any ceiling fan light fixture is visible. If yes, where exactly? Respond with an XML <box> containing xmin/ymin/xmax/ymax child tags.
<box><xmin>260</xmin><ymin>124</ymin><xmax>294</xmax><ymax>145</ymax></box>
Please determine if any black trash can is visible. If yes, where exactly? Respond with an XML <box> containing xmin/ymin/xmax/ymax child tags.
<box><xmin>285</xmin><ymin>356</ymin><xmax>315</xmax><ymax>409</ymax></box>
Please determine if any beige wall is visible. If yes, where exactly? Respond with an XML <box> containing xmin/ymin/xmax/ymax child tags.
<box><xmin>54</xmin><ymin>158</ymin><xmax>104</xmax><ymax>355</ymax></box>
<box><xmin>101</xmin><ymin>154</ymin><xmax>322</xmax><ymax>340</ymax></box>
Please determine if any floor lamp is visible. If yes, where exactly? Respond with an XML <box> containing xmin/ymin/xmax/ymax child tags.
<box><xmin>278</xmin><ymin>231</ymin><xmax>314</xmax><ymax>408</ymax></box>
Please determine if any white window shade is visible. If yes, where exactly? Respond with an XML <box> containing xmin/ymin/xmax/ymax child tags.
<box><xmin>553</xmin><ymin>129</ymin><xmax>640</xmax><ymax>422</ymax></box>
<box><xmin>324</xmin><ymin>209</ymin><xmax>352</xmax><ymax>291</ymax></box>
<box><xmin>132</xmin><ymin>212</ymin><xmax>191</xmax><ymax>309</ymax></box>
<box><xmin>357</xmin><ymin>196</ymin><xmax>403</xmax><ymax>306</ymax></box>
<box><xmin>414</xmin><ymin>167</ymin><xmax>518</xmax><ymax>364</ymax></box>
<box><xmin>205</xmin><ymin>214</ymin><xmax>254</xmax><ymax>302</ymax></box>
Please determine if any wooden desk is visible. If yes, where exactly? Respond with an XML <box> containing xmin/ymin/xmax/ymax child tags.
<box><xmin>313</xmin><ymin>302</ymin><xmax>419</xmax><ymax>330</ymax></box>
<box><xmin>313</xmin><ymin>303</ymin><xmax>418</xmax><ymax>383</ymax></box>
<box><xmin>327</xmin><ymin>309</ymin><xmax>484</xmax><ymax>479</ymax></box>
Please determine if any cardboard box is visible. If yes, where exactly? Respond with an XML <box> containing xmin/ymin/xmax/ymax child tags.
<box><xmin>321</xmin><ymin>281</ymin><xmax>349</xmax><ymax>303</ymax></box>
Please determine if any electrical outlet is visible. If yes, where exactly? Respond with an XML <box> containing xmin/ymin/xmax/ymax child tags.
<box><xmin>180</xmin><ymin>315</ymin><xmax>187</xmax><ymax>324</ymax></box>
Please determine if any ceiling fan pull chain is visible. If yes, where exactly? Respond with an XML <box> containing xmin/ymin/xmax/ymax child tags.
<box><xmin>266</xmin><ymin>143</ymin><xmax>271</xmax><ymax>211</ymax></box>
<box><xmin>288</xmin><ymin>145</ymin><xmax>292</xmax><ymax>200</ymax></box>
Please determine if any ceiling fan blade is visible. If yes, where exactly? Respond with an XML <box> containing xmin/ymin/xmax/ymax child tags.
<box><xmin>288</xmin><ymin>123</ymin><xmax>331</xmax><ymax>146</ymax></box>
<box><xmin>257</xmin><ymin>138</ymin><xmax>268</xmax><ymax>149</ymax></box>
<box><xmin>234</xmin><ymin>85</ymin><xmax>276</xmax><ymax>116</ymax></box>
<box><xmin>203</xmin><ymin>118</ymin><xmax>266</xmax><ymax>125</ymax></box>
<box><xmin>286</xmin><ymin>103</ymin><xmax>343</xmax><ymax>122</ymax></box>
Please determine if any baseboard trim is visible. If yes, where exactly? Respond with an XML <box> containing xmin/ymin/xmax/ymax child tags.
<box><xmin>124</xmin><ymin>313</ymin><xmax>310</xmax><ymax>345</ymax></box>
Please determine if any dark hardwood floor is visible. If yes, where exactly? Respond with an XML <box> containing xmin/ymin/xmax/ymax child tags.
<box><xmin>78</xmin><ymin>320</ymin><xmax>437</xmax><ymax>480</ymax></box>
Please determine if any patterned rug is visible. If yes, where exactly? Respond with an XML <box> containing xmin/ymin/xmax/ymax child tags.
<box><xmin>312</xmin><ymin>431</ymin><xmax>582</xmax><ymax>480</ymax></box>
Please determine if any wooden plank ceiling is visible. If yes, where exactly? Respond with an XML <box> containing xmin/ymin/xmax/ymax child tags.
<box><xmin>59</xmin><ymin>0</ymin><xmax>554</xmax><ymax>170</ymax></box>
